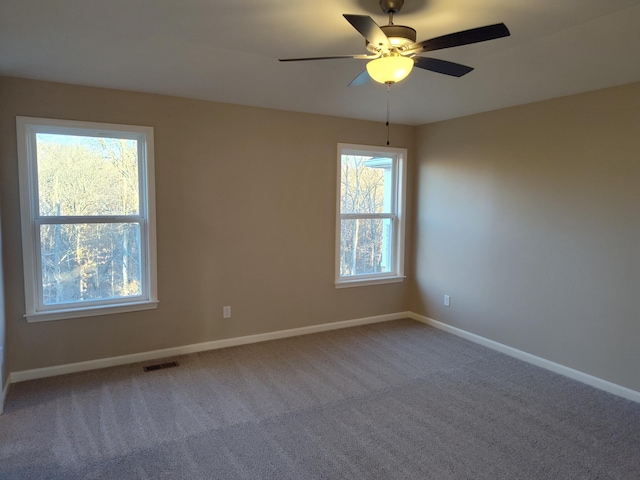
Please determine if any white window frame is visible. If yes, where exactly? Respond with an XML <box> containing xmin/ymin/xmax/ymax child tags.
<box><xmin>17</xmin><ymin>116</ymin><xmax>158</xmax><ymax>322</ymax></box>
<box><xmin>335</xmin><ymin>143</ymin><xmax>407</xmax><ymax>288</ymax></box>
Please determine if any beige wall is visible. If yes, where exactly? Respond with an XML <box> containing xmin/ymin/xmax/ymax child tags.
<box><xmin>411</xmin><ymin>82</ymin><xmax>640</xmax><ymax>391</ymax></box>
<box><xmin>2</xmin><ymin>75</ymin><xmax>638</xmax><ymax>394</ymax></box>
<box><xmin>0</xmin><ymin>76</ymin><xmax>414</xmax><ymax>373</ymax></box>
<box><xmin>0</xmin><ymin>202</ymin><xmax>6</xmax><ymax>394</ymax></box>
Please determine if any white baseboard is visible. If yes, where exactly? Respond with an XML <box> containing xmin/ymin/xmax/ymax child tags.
<box><xmin>10</xmin><ymin>312</ymin><xmax>408</xmax><ymax>384</ymax></box>
<box><xmin>409</xmin><ymin>312</ymin><xmax>640</xmax><ymax>404</ymax></box>
<box><xmin>1</xmin><ymin>378</ymin><xmax>9</xmax><ymax>415</ymax></box>
<box><xmin>9</xmin><ymin>311</ymin><xmax>639</xmax><ymax>405</ymax></box>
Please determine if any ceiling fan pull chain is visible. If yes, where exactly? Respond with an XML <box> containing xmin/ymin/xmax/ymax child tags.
<box><xmin>386</xmin><ymin>82</ymin><xmax>391</xmax><ymax>146</ymax></box>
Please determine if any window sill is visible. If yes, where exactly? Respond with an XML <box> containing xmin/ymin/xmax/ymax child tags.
<box><xmin>335</xmin><ymin>276</ymin><xmax>405</xmax><ymax>289</ymax></box>
<box><xmin>25</xmin><ymin>300</ymin><xmax>159</xmax><ymax>323</ymax></box>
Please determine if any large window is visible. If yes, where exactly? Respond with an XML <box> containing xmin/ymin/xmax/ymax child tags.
<box><xmin>336</xmin><ymin>144</ymin><xmax>406</xmax><ymax>287</ymax></box>
<box><xmin>17</xmin><ymin>117</ymin><xmax>158</xmax><ymax>322</ymax></box>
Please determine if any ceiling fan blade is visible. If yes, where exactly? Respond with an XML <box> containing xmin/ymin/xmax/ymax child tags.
<box><xmin>279</xmin><ymin>54</ymin><xmax>374</xmax><ymax>62</ymax></box>
<box><xmin>414</xmin><ymin>57</ymin><xmax>474</xmax><ymax>77</ymax></box>
<box><xmin>414</xmin><ymin>23</ymin><xmax>510</xmax><ymax>53</ymax></box>
<box><xmin>343</xmin><ymin>14</ymin><xmax>391</xmax><ymax>49</ymax></box>
<box><xmin>348</xmin><ymin>70</ymin><xmax>372</xmax><ymax>87</ymax></box>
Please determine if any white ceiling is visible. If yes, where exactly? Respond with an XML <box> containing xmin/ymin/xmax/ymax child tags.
<box><xmin>1</xmin><ymin>0</ymin><xmax>639</xmax><ymax>125</ymax></box>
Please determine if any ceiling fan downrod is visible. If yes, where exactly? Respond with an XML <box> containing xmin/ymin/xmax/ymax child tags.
<box><xmin>380</xmin><ymin>0</ymin><xmax>404</xmax><ymax>25</ymax></box>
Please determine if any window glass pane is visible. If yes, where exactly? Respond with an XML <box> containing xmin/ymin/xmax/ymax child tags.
<box><xmin>340</xmin><ymin>218</ymin><xmax>393</xmax><ymax>276</ymax></box>
<box><xmin>40</xmin><ymin>223</ymin><xmax>142</xmax><ymax>305</ymax></box>
<box><xmin>340</xmin><ymin>155</ymin><xmax>393</xmax><ymax>214</ymax></box>
<box><xmin>36</xmin><ymin>133</ymin><xmax>140</xmax><ymax>216</ymax></box>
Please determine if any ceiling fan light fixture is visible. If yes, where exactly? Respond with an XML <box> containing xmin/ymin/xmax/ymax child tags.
<box><xmin>366</xmin><ymin>54</ymin><xmax>413</xmax><ymax>84</ymax></box>
<box><xmin>388</xmin><ymin>36</ymin><xmax>412</xmax><ymax>47</ymax></box>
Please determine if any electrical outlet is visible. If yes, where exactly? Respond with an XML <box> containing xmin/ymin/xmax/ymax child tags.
<box><xmin>444</xmin><ymin>295</ymin><xmax>450</xmax><ymax>307</ymax></box>
<box><xmin>223</xmin><ymin>306</ymin><xmax>231</xmax><ymax>318</ymax></box>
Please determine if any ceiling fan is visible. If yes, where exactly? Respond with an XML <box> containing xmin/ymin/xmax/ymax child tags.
<box><xmin>279</xmin><ymin>0</ymin><xmax>510</xmax><ymax>86</ymax></box>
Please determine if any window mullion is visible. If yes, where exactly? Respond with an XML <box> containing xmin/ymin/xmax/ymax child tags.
<box><xmin>340</xmin><ymin>213</ymin><xmax>395</xmax><ymax>220</ymax></box>
<box><xmin>36</xmin><ymin>216</ymin><xmax>144</xmax><ymax>225</ymax></box>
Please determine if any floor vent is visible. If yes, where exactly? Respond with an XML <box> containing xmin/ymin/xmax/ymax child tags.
<box><xmin>143</xmin><ymin>361</ymin><xmax>179</xmax><ymax>372</ymax></box>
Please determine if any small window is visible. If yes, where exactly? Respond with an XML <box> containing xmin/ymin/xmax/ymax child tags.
<box><xmin>336</xmin><ymin>144</ymin><xmax>406</xmax><ymax>288</ymax></box>
<box><xmin>17</xmin><ymin>117</ymin><xmax>158</xmax><ymax>322</ymax></box>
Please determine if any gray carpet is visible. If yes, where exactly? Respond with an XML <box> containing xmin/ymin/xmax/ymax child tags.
<box><xmin>1</xmin><ymin>319</ymin><xmax>639</xmax><ymax>479</ymax></box>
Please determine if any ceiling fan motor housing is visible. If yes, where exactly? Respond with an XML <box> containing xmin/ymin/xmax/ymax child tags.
<box><xmin>382</xmin><ymin>24</ymin><xmax>416</xmax><ymax>44</ymax></box>
<box><xmin>366</xmin><ymin>24</ymin><xmax>417</xmax><ymax>52</ymax></box>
